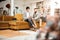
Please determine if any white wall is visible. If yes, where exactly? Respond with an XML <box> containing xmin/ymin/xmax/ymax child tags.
<box><xmin>0</xmin><ymin>0</ymin><xmax>11</xmax><ymax>10</ymax></box>
<box><xmin>14</xmin><ymin>0</ymin><xmax>24</xmax><ymax>10</ymax></box>
<box><xmin>14</xmin><ymin>0</ymin><xmax>43</xmax><ymax>15</ymax></box>
<box><xmin>23</xmin><ymin>0</ymin><xmax>43</xmax><ymax>4</ymax></box>
<box><xmin>0</xmin><ymin>0</ymin><xmax>44</xmax><ymax>16</ymax></box>
<box><xmin>50</xmin><ymin>0</ymin><xmax>60</xmax><ymax>16</ymax></box>
<box><xmin>0</xmin><ymin>0</ymin><xmax>43</xmax><ymax>13</ymax></box>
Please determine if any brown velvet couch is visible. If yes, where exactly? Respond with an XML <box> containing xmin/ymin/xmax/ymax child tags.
<box><xmin>0</xmin><ymin>14</ymin><xmax>30</xmax><ymax>30</ymax></box>
<box><xmin>0</xmin><ymin>15</ymin><xmax>14</xmax><ymax>29</ymax></box>
<box><xmin>0</xmin><ymin>14</ymin><xmax>46</xmax><ymax>30</ymax></box>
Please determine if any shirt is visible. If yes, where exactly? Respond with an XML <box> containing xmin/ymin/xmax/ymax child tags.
<box><xmin>33</xmin><ymin>12</ymin><xmax>40</xmax><ymax>21</ymax></box>
<box><xmin>23</xmin><ymin>11</ymin><xmax>30</xmax><ymax>20</ymax></box>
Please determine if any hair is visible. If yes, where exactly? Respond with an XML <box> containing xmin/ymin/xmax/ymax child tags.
<box><xmin>34</xmin><ymin>8</ymin><xmax>38</xmax><ymax>10</ymax></box>
<box><xmin>26</xmin><ymin>6</ymin><xmax>30</xmax><ymax>10</ymax></box>
<box><xmin>3</xmin><ymin>10</ymin><xmax>7</xmax><ymax>15</ymax></box>
<box><xmin>15</xmin><ymin>7</ymin><xmax>19</xmax><ymax>9</ymax></box>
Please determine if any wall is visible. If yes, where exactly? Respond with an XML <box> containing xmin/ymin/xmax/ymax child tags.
<box><xmin>0</xmin><ymin>0</ymin><xmax>44</xmax><ymax>16</ymax></box>
<box><xmin>23</xmin><ymin>3</ymin><xmax>36</xmax><ymax>16</ymax></box>
<box><xmin>50</xmin><ymin>0</ymin><xmax>60</xmax><ymax>16</ymax></box>
<box><xmin>23</xmin><ymin>0</ymin><xmax>43</xmax><ymax>15</ymax></box>
<box><xmin>14</xmin><ymin>0</ymin><xmax>43</xmax><ymax>15</ymax></box>
<box><xmin>0</xmin><ymin>0</ymin><xmax>11</xmax><ymax>10</ymax></box>
<box><xmin>14</xmin><ymin>0</ymin><xmax>24</xmax><ymax>10</ymax></box>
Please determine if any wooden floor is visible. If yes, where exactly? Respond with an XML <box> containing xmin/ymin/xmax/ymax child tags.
<box><xmin>0</xmin><ymin>30</ymin><xmax>29</xmax><ymax>38</ymax></box>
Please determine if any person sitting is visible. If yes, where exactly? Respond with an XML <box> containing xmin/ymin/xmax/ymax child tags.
<box><xmin>32</xmin><ymin>8</ymin><xmax>40</xmax><ymax>28</ymax></box>
<box><xmin>23</xmin><ymin>6</ymin><xmax>36</xmax><ymax>29</ymax></box>
<box><xmin>32</xmin><ymin>8</ymin><xmax>40</xmax><ymax>22</ymax></box>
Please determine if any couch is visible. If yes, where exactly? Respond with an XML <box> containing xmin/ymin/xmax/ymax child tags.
<box><xmin>0</xmin><ymin>14</ymin><xmax>45</xmax><ymax>30</ymax></box>
<box><xmin>0</xmin><ymin>15</ymin><xmax>14</xmax><ymax>29</ymax></box>
<box><xmin>0</xmin><ymin>14</ymin><xmax>30</xmax><ymax>30</ymax></box>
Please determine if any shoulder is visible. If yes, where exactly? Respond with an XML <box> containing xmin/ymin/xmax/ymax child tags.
<box><xmin>23</xmin><ymin>11</ymin><xmax>26</xmax><ymax>14</ymax></box>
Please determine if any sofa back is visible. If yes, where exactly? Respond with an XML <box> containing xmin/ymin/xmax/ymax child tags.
<box><xmin>0</xmin><ymin>15</ymin><xmax>14</xmax><ymax>21</ymax></box>
<box><xmin>14</xmin><ymin>14</ymin><xmax>23</xmax><ymax>21</ymax></box>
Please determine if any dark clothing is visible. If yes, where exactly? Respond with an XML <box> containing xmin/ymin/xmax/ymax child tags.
<box><xmin>40</xmin><ymin>17</ymin><xmax>46</xmax><ymax>22</ymax></box>
<box><xmin>25</xmin><ymin>19</ymin><xmax>34</xmax><ymax>28</ymax></box>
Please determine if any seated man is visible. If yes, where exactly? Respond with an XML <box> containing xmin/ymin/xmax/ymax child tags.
<box><xmin>32</xmin><ymin>8</ymin><xmax>40</xmax><ymax>28</ymax></box>
<box><xmin>23</xmin><ymin>7</ymin><xmax>36</xmax><ymax>29</ymax></box>
<box><xmin>32</xmin><ymin>8</ymin><xmax>40</xmax><ymax>21</ymax></box>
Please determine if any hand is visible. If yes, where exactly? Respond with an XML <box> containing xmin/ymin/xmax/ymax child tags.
<box><xmin>32</xmin><ymin>18</ymin><xmax>35</xmax><ymax>20</ymax></box>
<box><xmin>29</xmin><ymin>16</ymin><xmax>32</xmax><ymax>19</ymax></box>
<box><xmin>40</xmin><ymin>13</ymin><xmax>43</xmax><ymax>16</ymax></box>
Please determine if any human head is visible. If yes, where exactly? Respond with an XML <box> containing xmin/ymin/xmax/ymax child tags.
<box><xmin>34</xmin><ymin>8</ymin><xmax>38</xmax><ymax>12</ymax></box>
<box><xmin>15</xmin><ymin>7</ymin><xmax>19</xmax><ymax>9</ymax></box>
<box><xmin>26</xmin><ymin>6</ymin><xmax>30</xmax><ymax>12</ymax></box>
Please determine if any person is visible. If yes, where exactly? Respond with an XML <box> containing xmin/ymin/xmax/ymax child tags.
<box><xmin>45</xmin><ymin>13</ymin><xmax>60</xmax><ymax>40</ymax></box>
<box><xmin>33</xmin><ymin>8</ymin><xmax>40</xmax><ymax>21</ymax></box>
<box><xmin>14</xmin><ymin>7</ymin><xmax>22</xmax><ymax>15</ymax></box>
<box><xmin>32</xmin><ymin>8</ymin><xmax>40</xmax><ymax>28</ymax></box>
<box><xmin>36</xmin><ymin>13</ymin><xmax>60</xmax><ymax>40</ymax></box>
<box><xmin>3</xmin><ymin>10</ymin><xmax>8</xmax><ymax>15</ymax></box>
<box><xmin>23</xmin><ymin>6</ymin><xmax>36</xmax><ymax>29</ymax></box>
<box><xmin>0</xmin><ymin>7</ymin><xmax>3</xmax><ymax>15</ymax></box>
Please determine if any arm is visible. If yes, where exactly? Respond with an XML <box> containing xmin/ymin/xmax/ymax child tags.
<box><xmin>34</xmin><ymin>13</ymin><xmax>40</xmax><ymax>20</ymax></box>
<box><xmin>23</xmin><ymin>12</ymin><xmax>27</xmax><ymax>20</ymax></box>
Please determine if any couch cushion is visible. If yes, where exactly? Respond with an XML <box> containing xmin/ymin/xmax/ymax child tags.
<box><xmin>14</xmin><ymin>14</ymin><xmax>23</xmax><ymax>21</ymax></box>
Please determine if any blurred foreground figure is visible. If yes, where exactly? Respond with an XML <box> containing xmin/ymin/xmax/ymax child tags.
<box><xmin>36</xmin><ymin>13</ymin><xmax>60</xmax><ymax>40</ymax></box>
